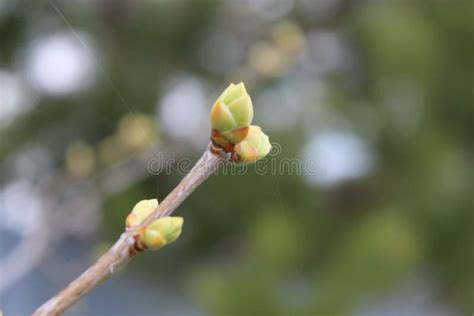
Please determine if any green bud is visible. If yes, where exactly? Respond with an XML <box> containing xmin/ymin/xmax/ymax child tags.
<box><xmin>125</xmin><ymin>199</ymin><xmax>158</xmax><ymax>229</ymax></box>
<box><xmin>139</xmin><ymin>217</ymin><xmax>184</xmax><ymax>250</ymax></box>
<box><xmin>211</xmin><ymin>82</ymin><xmax>254</xmax><ymax>150</ymax></box>
<box><xmin>233</xmin><ymin>125</ymin><xmax>272</xmax><ymax>163</ymax></box>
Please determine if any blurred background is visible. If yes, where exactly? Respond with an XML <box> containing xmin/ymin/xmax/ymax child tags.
<box><xmin>1</xmin><ymin>0</ymin><xmax>473</xmax><ymax>315</ymax></box>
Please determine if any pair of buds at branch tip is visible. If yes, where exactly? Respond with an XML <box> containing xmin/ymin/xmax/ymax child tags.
<box><xmin>211</xmin><ymin>82</ymin><xmax>272</xmax><ymax>163</ymax></box>
<box><xmin>125</xmin><ymin>199</ymin><xmax>183</xmax><ymax>251</ymax></box>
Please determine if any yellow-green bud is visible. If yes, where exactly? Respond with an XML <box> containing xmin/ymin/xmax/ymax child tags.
<box><xmin>210</xmin><ymin>82</ymin><xmax>254</xmax><ymax>151</ymax></box>
<box><xmin>125</xmin><ymin>199</ymin><xmax>158</xmax><ymax>229</ymax></box>
<box><xmin>139</xmin><ymin>217</ymin><xmax>184</xmax><ymax>250</ymax></box>
<box><xmin>233</xmin><ymin>125</ymin><xmax>271</xmax><ymax>163</ymax></box>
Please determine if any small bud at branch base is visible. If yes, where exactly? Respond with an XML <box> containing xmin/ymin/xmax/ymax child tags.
<box><xmin>125</xmin><ymin>199</ymin><xmax>158</xmax><ymax>229</ymax></box>
<box><xmin>138</xmin><ymin>217</ymin><xmax>184</xmax><ymax>250</ymax></box>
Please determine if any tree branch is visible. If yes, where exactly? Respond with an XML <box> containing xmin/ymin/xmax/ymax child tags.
<box><xmin>33</xmin><ymin>144</ymin><xmax>227</xmax><ymax>316</ymax></box>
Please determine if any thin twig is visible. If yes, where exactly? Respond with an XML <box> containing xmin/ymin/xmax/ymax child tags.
<box><xmin>33</xmin><ymin>144</ymin><xmax>227</xmax><ymax>316</ymax></box>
